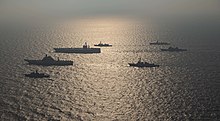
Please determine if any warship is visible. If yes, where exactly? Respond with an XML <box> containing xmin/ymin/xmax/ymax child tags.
<box><xmin>129</xmin><ymin>58</ymin><xmax>159</xmax><ymax>67</ymax></box>
<box><xmin>24</xmin><ymin>55</ymin><xmax>73</xmax><ymax>66</ymax></box>
<box><xmin>54</xmin><ymin>42</ymin><xmax>101</xmax><ymax>53</ymax></box>
<box><xmin>25</xmin><ymin>70</ymin><xmax>50</xmax><ymax>78</ymax></box>
<box><xmin>94</xmin><ymin>41</ymin><xmax>112</xmax><ymax>47</ymax></box>
<box><xmin>161</xmin><ymin>47</ymin><xmax>187</xmax><ymax>52</ymax></box>
<box><xmin>150</xmin><ymin>41</ymin><xmax>170</xmax><ymax>45</ymax></box>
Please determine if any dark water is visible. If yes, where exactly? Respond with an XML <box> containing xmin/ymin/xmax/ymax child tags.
<box><xmin>0</xmin><ymin>18</ymin><xmax>220</xmax><ymax>121</ymax></box>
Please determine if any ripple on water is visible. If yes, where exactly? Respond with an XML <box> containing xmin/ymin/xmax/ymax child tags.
<box><xmin>0</xmin><ymin>18</ymin><xmax>220</xmax><ymax>120</ymax></box>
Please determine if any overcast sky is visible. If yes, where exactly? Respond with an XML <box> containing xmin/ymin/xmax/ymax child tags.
<box><xmin>1</xmin><ymin>0</ymin><xmax>220</xmax><ymax>22</ymax></box>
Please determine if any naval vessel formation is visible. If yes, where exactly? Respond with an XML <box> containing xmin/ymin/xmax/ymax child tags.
<box><xmin>24</xmin><ymin>41</ymin><xmax>187</xmax><ymax>78</ymax></box>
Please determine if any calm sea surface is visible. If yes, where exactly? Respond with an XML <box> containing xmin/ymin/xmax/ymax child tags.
<box><xmin>0</xmin><ymin>18</ymin><xmax>220</xmax><ymax>120</ymax></box>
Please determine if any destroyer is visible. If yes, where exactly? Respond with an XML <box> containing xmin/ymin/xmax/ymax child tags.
<box><xmin>25</xmin><ymin>70</ymin><xmax>50</xmax><ymax>78</ymax></box>
<box><xmin>54</xmin><ymin>42</ymin><xmax>101</xmax><ymax>53</ymax></box>
<box><xmin>161</xmin><ymin>47</ymin><xmax>187</xmax><ymax>52</ymax></box>
<box><xmin>129</xmin><ymin>58</ymin><xmax>159</xmax><ymax>67</ymax></box>
<box><xmin>150</xmin><ymin>41</ymin><xmax>170</xmax><ymax>45</ymax></box>
<box><xmin>24</xmin><ymin>55</ymin><xmax>73</xmax><ymax>66</ymax></box>
<box><xmin>94</xmin><ymin>41</ymin><xmax>112</xmax><ymax>47</ymax></box>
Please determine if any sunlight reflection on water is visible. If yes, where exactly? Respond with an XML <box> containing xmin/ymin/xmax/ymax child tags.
<box><xmin>0</xmin><ymin>17</ymin><xmax>219</xmax><ymax>120</ymax></box>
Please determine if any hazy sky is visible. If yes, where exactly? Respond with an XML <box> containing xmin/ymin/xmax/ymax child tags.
<box><xmin>1</xmin><ymin>0</ymin><xmax>220</xmax><ymax>22</ymax></box>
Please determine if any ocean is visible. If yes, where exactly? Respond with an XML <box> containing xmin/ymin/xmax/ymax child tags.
<box><xmin>0</xmin><ymin>17</ymin><xmax>219</xmax><ymax>120</ymax></box>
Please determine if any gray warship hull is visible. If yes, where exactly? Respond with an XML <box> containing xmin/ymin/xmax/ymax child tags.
<box><xmin>24</xmin><ymin>59</ymin><xmax>73</xmax><ymax>66</ymax></box>
<box><xmin>161</xmin><ymin>49</ymin><xmax>187</xmax><ymax>52</ymax></box>
<box><xmin>129</xmin><ymin>63</ymin><xmax>159</xmax><ymax>67</ymax></box>
<box><xmin>54</xmin><ymin>48</ymin><xmax>101</xmax><ymax>53</ymax></box>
